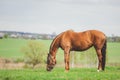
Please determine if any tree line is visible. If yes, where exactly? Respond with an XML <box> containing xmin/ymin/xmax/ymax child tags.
<box><xmin>107</xmin><ymin>36</ymin><xmax>120</xmax><ymax>42</ymax></box>
<box><xmin>1</xmin><ymin>31</ymin><xmax>120</xmax><ymax>42</ymax></box>
<box><xmin>0</xmin><ymin>31</ymin><xmax>56</xmax><ymax>40</ymax></box>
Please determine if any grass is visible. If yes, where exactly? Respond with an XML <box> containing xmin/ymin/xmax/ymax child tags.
<box><xmin>0</xmin><ymin>38</ymin><xmax>28</xmax><ymax>58</ymax></box>
<box><xmin>0</xmin><ymin>67</ymin><xmax>120</xmax><ymax>80</ymax></box>
<box><xmin>0</xmin><ymin>38</ymin><xmax>51</xmax><ymax>58</ymax></box>
<box><xmin>0</xmin><ymin>38</ymin><xmax>120</xmax><ymax>80</ymax></box>
<box><xmin>107</xmin><ymin>42</ymin><xmax>120</xmax><ymax>63</ymax></box>
<box><xmin>0</xmin><ymin>38</ymin><xmax>120</xmax><ymax>64</ymax></box>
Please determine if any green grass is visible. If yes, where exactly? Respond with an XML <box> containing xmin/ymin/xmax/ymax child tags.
<box><xmin>0</xmin><ymin>39</ymin><xmax>120</xmax><ymax>80</ymax></box>
<box><xmin>0</xmin><ymin>67</ymin><xmax>120</xmax><ymax>80</ymax></box>
<box><xmin>107</xmin><ymin>42</ymin><xmax>120</xmax><ymax>63</ymax></box>
<box><xmin>0</xmin><ymin>38</ymin><xmax>51</xmax><ymax>58</ymax></box>
<box><xmin>0</xmin><ymin>38</ymin><xmax>27</xmax><ymax>58</ymax></box>
<box><xmin>0</xmin><ymin>38</ymin><xmax>120</xmax><ymax>64</ymax></box>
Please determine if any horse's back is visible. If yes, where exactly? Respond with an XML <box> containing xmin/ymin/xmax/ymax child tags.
<box><xmin>59</xmin><ymin>30</ymin><xmax>92</xmax><ymax>50</ymax></box>
<box><xmin>89</xmin><ymin>30</ymin><xmax>105</xmax><ymax>36</ymax></box>
<box><xmin>60</xmin><ymin>30</ymin><xmax>106</xmax><ymax>41</ymax></box>
<box><xmin>62</xmin><ymin>30</ymin><xmax>106</xmax><ymax>39</ymax></box>
<box><xmin>58</xmin><ymin>30</ymin><xmax>106</xmax><ymax>50</ymax></box>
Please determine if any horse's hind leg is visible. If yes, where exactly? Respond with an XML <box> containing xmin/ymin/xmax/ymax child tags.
<box><xmin>96</xmin><ymin>49</ymin><xmax>103</xmax><ymax>72</ymax></box>
<box><xmin>64</xmin><ymin>46</ymin><xmax>70</xmax><ymax>71</ymax></box>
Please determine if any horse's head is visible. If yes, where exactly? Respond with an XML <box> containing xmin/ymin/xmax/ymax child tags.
<box><xmin>46</xmin><ymin>53</ymin><xmax>56</xmax><ymax>71</ymax></box>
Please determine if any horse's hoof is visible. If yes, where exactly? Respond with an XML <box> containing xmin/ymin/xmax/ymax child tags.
<box><xmin>97</xmin><ymin>70</ymin><xmax>100</xmax><ymax>72</ymax></box>
<box><xmin>65</xmin><ymin>70</ymin><xmax>69</xmax><ymax>73</ymax></box>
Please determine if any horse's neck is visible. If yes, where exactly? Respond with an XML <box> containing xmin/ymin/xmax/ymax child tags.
<box><xmin>50</xmin><ymin>49</ymin><xmax>57</xmax><ymax>57</ymax></box>
<box><xmin>49</xmin><ymin>33</ymin><xmax>62</xmax><ymax>56</ymax></box>
<box><xmin>49</xmin><ymin>40</ymin><xmax>59</xmax><ymax>57</ymax></box>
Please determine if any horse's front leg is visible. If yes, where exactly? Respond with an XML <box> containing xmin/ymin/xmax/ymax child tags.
<box><xmin>64</xmin><ymin>47</ymin><xmax>70</xmax><ymax>71</ymax></box>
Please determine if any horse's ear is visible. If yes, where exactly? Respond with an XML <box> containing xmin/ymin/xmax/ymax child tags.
<box><xmin>48</xmin><ymin>53</ymin><xmax>49</xmax><ymax>56</ymax></box>
<box><xmin>47</xmin><ymin>53</ymin><xmax>50</xmax><ymax>58</ymax></box>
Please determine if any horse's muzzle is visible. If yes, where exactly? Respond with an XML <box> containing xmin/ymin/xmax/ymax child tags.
<box><xmin>46</xmin><ymin>67</ymin><xmax>53</xmax><ymax>71</ymax></box>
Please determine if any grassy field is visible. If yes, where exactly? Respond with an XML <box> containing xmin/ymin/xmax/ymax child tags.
<box><xmin>107</xmin><ymin>42</ymin><xmax>120</xmax><ymax>63</ymax></box>
<box><xmin>0</xmin><ymin>38</ymin><xmax>120</xmax><ymax>80</ymax></box>
<box><xmin>0</xmin><ymin>38</ymin><xmax>28</xmax><ymax>58</ymax></box>
<box><xmin>0</xmin><ymin>67</ymin><xmax>120</xmax><ymax>80</ymax></box>
<box><xmin>0</xmin><ymin>38</ymin><xmax>51</xmax><ymax>58</ymax></box>
<box><xmin>0</xmin><ymin>38</ymin><xmax>120</xmax><ymax>64</ymax></box>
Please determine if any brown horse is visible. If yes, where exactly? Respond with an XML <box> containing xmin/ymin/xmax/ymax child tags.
<box><xmin>46</xmin><ymin>30</ymin><xmax>107</xmax><ymax>72</ymax></box>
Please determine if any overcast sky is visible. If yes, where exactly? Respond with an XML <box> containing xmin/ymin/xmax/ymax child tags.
<box><xmin>0</xmin><ymin>0</ymin><xmax>120</xmax><ymax>36</ymax></box>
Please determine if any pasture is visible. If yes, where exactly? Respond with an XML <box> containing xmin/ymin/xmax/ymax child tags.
<box><xmin>0</xmin><ymin>38</ymin><xmax>51</xmax><ymax>58</ymax></box>
<box><xmin>0</xmin><ymin>67</ymin><xmax>120</xmax><ymax>80</ymax></box>
<box><xmin>0</xmin><ymin>38</ymin><xmax>120</xmax><ymax>64</ymax></box>
<box><xmin>0</xmin><ymin>38</ymin><xmax>120</xmax><ymax>80</ymax></box>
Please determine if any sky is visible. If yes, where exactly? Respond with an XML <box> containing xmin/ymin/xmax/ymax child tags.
<box><xmin>0</xmin><ymin>0</ymin><xmax>120</xmax><ymax>36</ymax></box>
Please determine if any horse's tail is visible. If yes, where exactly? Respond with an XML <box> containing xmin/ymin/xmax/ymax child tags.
<box><xmin>101</xmin><ymin>40</ymin><xmax>107</xmax><ymax>70</ymax></box>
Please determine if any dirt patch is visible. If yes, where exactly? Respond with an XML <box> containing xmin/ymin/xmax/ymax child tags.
<box><xmin>0</xmin><ymin>58</ymin><xmax>25</xmax><ymax>69</ymax></box>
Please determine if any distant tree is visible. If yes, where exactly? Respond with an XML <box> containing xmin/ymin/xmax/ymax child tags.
<box><xmin>21</xmin><ymin>40</ymin><xmax>46</xmax><ymax>68</ymax></box>
<box><xmin>42</xmin><ymin>34</ymin><xmax>49</xmax><ymax>40</ymax></box>
<box><xmin>51</xmin><ymin>32</ymin><xmax>57</xmax><ymax>39</ymax></box>
<box><xmin>4</xmin><ymin>34</ymin><xmax>8</xmax><ymax>38</ymax></box>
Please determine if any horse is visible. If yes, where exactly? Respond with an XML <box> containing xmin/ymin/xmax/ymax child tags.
<box><xmin>46</xmin><ymin>30</ymin><xmax>107</xmax><ymax>72</ymax></box>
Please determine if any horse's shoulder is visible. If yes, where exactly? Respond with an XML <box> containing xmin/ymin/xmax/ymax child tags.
<box><xmin>62</xmin><ymin>30</ymin><xmax>74</xmax><ymax>36</ymax></box>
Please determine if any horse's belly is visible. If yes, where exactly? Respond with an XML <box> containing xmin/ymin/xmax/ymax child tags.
<box><xmin>71</xmin><ymin>42</ymin><xmax>93</xmax><ymax>51</ymax></box>
<box><xmin>72</xmin><ymin>46</ymin><xmax>88</xmax><ymax>51</ymax></box>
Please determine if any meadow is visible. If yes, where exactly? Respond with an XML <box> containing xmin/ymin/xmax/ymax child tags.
<box><xmin>0</xmin><ymin>38</ymin><xmax>51</xmax><ymax>58</ymax></box>
<box><xmin>0</xmin><ymin>67</ymin><xmax>120</xmax><ymax>80</ymax></box>
<box><xmin>0</xmin><ymin>38</ymin><xmax>120</xmax><ymax>80</ymax></box>
<box><xmin>0</xmin><ymin>38</ymin><xmax>120</xmax><ymax>64</ymax></box>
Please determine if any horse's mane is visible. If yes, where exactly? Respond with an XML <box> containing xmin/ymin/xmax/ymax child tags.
<box><xmin>49</xmin><ymin>32</ymin><xmax>64</xmax><ymax>52</ymax></box>
<box><xmin>49</xmin><ymin>30</ymin><xmax>75</xmax><ymax>53</ymax></box>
